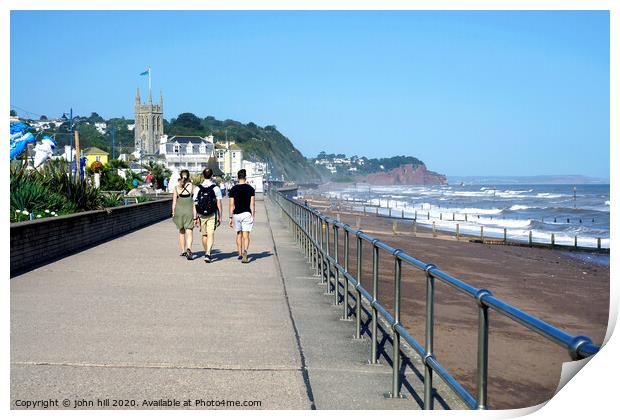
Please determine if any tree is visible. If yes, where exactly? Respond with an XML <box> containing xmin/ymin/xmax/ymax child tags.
<box><xmin>40</xmin><ymin>115</ymin><xmax>48</xmax><ymax>121</ymax></box>
<box><xmin>77</xmin><ymin>124</ymin><xmax>109</xmax><ymax>152</ymax></box>
<box><xmin>173</xmin><ymin>112</ymin><xmax>203</xmax><ymax>130</ymax></box>
<box><xmin>10</xmin><ymin>109</ymin><xmax>17</xmax><ymax>117</ymax></box>
<box><xmin>90</xmin><ymin>161</ymin><xmax>104</xmax><ymax>173</ymax></box>
<box><xmin>142</xmin><ymin>161</ymin><xmax>171</xmax><ymax>190</ymax></box>
<box><xmin>88</xmin><ymin>112</ymin><xmax>105</xmax><ymax>123</ymax></box>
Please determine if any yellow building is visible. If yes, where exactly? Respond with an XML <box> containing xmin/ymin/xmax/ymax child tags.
<box><xmin>83</xmin><ymin>147</ymin><xmax>109</xmax><ymax>168</ymax></box>
<box><xmin>214</xmin><ymin>140</ymin><xmax>243</xmax><ymax>179</ymax></box>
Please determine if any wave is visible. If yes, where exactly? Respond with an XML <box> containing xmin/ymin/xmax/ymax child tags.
<box><xmin>509</xmin><ymin>205</ymin><xmax>531</xmax><ymax>211</ymax></box>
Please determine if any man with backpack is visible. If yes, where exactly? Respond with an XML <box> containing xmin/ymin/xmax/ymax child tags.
<box><xmin>193</xmin><ymin>168</ymin><xmax>223</xmax><ymax>263</ymax></box>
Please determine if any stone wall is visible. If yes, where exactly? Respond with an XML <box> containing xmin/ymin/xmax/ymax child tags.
<box><xmin>10</xmin><ymin>199</ymin><xmax>172</xmax><ymax>276</ymax></box>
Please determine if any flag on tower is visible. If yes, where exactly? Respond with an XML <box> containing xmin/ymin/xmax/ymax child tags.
<box><xmin>139</xmin><ymin>69</ymin><xmax>150</xmax><ymax>76</ymax></box>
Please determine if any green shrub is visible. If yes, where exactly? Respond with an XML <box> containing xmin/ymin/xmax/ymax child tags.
<box><xmin>10</xmin><ymin>168</ymin><xmax>69</xmax><ymax>220</ymax></box>
<box><xmin>101</xmin><ymin>172</ymin><xmax>128</xmax><ymax>192</ymax></box>
<box><xmin>41</xmin><ymin>171</ymin><xmax>103</xmax><ymax>211</ymax></box>
<box><xmin>102</xmin><ymin>192</ymin><xmax>123</xmax><ymax>208</ymax></box>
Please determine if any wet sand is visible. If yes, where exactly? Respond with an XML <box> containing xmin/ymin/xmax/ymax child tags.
<box><xmin>302</xmin><ymin>195</ymin><xmax>609</xmax><ymax>409</ymax></box>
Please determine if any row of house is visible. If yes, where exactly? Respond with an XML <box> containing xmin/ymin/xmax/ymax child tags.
<box><xmin>155</xmin><ymin>134</ymin><xmax>268</xmax><ymax>181</ymax></box>
<box><xmin>12</xmin><ymin>110</ymin><xmax>268</xmax><ymax>183</ymax></box>
<box><xmin>60</xmin><ymin>134</ymin><xmax>269</xmax><ymax>183</ymax></box>
<box><xmin>314</xmin><ymin>155</ymin><xmax>366</xmax><ymax>174</ymax></box>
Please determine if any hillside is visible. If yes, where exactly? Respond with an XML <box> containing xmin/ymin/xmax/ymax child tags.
<box><xmin>166</xmin><ymin>113</ymin><xmax>320</xmax><ymax>181</ymax></box>
<box><xmin>311</xmin><ymin>153</ymin><xmax>447</xmax><ymax>185</ymax></box>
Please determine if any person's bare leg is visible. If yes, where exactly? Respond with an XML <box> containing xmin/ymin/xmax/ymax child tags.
<box><xmin>186</xmin><ymin>228</ymin><xmax>193</xmax><ymax>251</ymax></box>
<box><xmin>202</xmin><ymin>234</ymin><xmax>208</xmax><ymax>254</ymax></box>
<box><xmin>236</xmin><ymin>231</ymin><xmax>243</xmax><ymax>256</ymax></box>
<box><xmin>206</xmin><ymin>233</ymin><xmax>215</xmax><ymax>256</ymax></box>
<box><xmin>243</xmin><ymin>231</ymin><xmax>250</xmax><ymax>253</ymax></box>
<box><xmin>178</xmin><ymin>229</ymin><xmax>185</xmax><ymax>252</ymax></box>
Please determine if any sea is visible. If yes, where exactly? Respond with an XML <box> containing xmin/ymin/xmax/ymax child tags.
<box><xmin>322</xmin><ymin>184</ymin><xmax>610</xmax><ymax>250</ymax></box>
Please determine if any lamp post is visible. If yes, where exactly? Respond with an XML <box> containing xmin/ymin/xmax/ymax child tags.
<box><xmin>61</xmin><ymin>108</ymin><xmax>75</xmax><ymax>178</ymax></box>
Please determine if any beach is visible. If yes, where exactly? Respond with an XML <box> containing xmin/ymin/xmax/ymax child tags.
<box><xmin>302</xmin><ymin>194</ymin><xmax>609</xmax><ymax>409</ymax></box>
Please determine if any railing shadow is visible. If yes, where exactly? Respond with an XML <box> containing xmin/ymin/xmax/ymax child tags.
<box><xmin>340</xmin><ymin>288</ymin><xmax>452</xmax><ymax>409</ymax></box>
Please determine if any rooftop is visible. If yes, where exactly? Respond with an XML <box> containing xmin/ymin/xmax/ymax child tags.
<box><xmin>82</xmin><ymin>147</ymin><xmax>109</xmax><ymax>155</ymax></box>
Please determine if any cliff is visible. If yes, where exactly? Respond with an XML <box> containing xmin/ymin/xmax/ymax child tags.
<box><xmin>355</xmin><ymin>163</ymin><xmax>446</xmax><ymax>185</ymax></box>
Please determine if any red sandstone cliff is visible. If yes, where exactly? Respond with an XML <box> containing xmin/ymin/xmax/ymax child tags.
<box><xmin>355</xmin><ymin>164</ymin><xmax>446</xmax><ymax>185</ymax></box>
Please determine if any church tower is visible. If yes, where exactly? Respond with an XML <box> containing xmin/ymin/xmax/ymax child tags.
<box><xmin>134</xmin><ymin>88</ymin><xmax>164</xmax><ymax>156</ymax></box>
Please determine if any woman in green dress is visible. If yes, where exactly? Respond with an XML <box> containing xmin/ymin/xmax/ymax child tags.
<box><xmin>172</xmin><ymin>170</ymin><xmax>197</xmax><ymax>260</ymax></box>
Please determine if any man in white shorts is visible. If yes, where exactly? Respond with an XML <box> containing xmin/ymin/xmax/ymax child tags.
<box><xmin>228</xmin><ymin>169</ymin><xmax>255</xmax><ymax>263</ymax></box>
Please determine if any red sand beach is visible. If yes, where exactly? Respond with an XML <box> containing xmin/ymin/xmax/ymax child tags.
<box><xmin>302</xmin><ymin>195</ymin><xmax>609</xmax><ymax>409</ymax></box>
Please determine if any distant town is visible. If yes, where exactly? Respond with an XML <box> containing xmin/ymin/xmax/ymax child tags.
<box><xmin>10</xmin><ymin>88</ymin><xmax>445</xmax><ymax>186</ymax></box>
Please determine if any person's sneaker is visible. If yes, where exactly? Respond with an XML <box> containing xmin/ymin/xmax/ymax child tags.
<box><xmin>242</xmin><ymin>251</ymin><xmax>248</xmax><ymax>264</ymax></box>
<box><xmin>180</xmin><ymin>251</ymin><xmax>187</xmax><ymax>257</ymax></box>
<box><xmin>204</xmin><ymin>254</ymin><xmax>211</xmax><ymax>263</ymax></box>
<box><xmin>186</xmin><ymin>249</ymin><xmax>193</xmax><ymax>261</ymax></box>
<box><xmin>237</xmin><ymin>254</ymin><xmax>243</xmax><ymax>260</ymax></box>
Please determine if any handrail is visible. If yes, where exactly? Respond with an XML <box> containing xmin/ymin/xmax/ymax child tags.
<box><xmin>270</xmin><ymin>189</ymin><xmax>601</xmax><ymax>409</ymax></box>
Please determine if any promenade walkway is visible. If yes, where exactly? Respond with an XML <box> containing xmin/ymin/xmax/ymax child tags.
<box><xmin>11</xmin><ymin>197</ymin><xmax>464</xmax><ymax>410</ymax></box>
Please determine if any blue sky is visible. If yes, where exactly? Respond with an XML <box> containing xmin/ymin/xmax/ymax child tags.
<box><xmin>10</xmin><ymin>11</ymin><xmax>609</xmax><ymax>177</ymax></box>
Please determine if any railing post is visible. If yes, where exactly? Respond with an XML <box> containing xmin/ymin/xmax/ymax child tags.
<box><xmin>424</xmin><ymin>264</ymin><xmax>436</xmax><ymax>409</ymax></box>
<box><xmin>389</xmin><ymin>253</ymin><xmax>403</xmax><ymax>398</ymax></box>
<box><xmin>320</xmin><ymin>220</ymin><xmax>327</xmax><ymax>284</ymax></box>
<box><xmin>333</xmin><ymin>225</ymin><xmax>340</xmax><ymax>305</ymax></box>
<box><xmin>476</xmin><ymin>290</ymin><xmax>492</xmax><ymax>410</ymax></box>
<box><xmin>355</xmin><ymin>235</ymin><xmax>363</xmax><ymax>339</ymax></box>
<box><xmin>342</xmin><ymin>229</ymin><xmax>350</xmax><ymax>320</ymax></box>
<box><xmin>370</xmin><ymin>242</ymin><xmax>379</xmax><ymax>364</ymax></box>
<box><xmin>307</xmin><ymin>210</ymin><xmax>312</xmax><ymax>266</ymax></box>
<box><xmin>456</xmin><ymin>223</ymin><xmax>460</xmax><ymax>240</ymax></box>
<box><xmin>326</xmin><ymin>221</ymin><xmax>333</xmax><ymax>295</ymax></box>
<box><xmin>314</xmin><ymin>214</ymin><xmax>319</xmax><ymax>274</ymax></box>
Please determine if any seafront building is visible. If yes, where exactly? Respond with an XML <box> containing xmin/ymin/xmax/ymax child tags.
<box><xmin>214</xmin><ymin>140</ymin><xmax>243</xmax><ymax>179</ymax></box>
<box><xmin>157</xmin><ymin>135</ymin><xmax>215</xmax><ymax>172</ymax></box>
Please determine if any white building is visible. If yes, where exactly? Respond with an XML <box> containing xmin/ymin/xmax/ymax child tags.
<box><xmin>159</xmin><ymin>134</ymin><xmax>215</xmax><ymax>173</ymax></box>
<box><xmin>242</xmin><ymin>160</ymin><xmax>269</xmax><ymax>177</ymax></box>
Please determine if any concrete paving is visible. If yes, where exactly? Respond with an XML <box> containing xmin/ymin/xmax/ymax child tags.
<box><xmin>11</xmin><ymin>197</ymin><xmax>465</xmax><ymax>410</ymax></box>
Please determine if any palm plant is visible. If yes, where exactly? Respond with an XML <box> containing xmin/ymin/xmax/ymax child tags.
<box><xmin>142</xmin><ymin>160</ymin><xmax>172</xmax><ymax>189</ymax></box>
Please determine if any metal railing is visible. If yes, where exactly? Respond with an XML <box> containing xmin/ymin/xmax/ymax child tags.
<box><xmin>271</xmin><ymin>189</ymin><xmax>600</xmax><ymax>409</ymax></box>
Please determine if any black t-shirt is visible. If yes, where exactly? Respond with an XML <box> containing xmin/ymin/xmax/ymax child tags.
<box><xmin>229</xmin><ymin>183</ymin><xmax>255</xmax><ymax>215</ymax></box>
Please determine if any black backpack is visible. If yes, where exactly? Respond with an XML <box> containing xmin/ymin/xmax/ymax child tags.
<box><xmin>196</xmin><ymin>184</ymin><xmax>218</xmax><ymax>216</ymax></box>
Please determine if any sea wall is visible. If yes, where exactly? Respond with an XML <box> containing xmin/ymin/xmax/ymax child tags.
<box><xmin>10</xmin><ymin>199</ymin><xmax>172</xmax><ymax>276</ymax></box>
